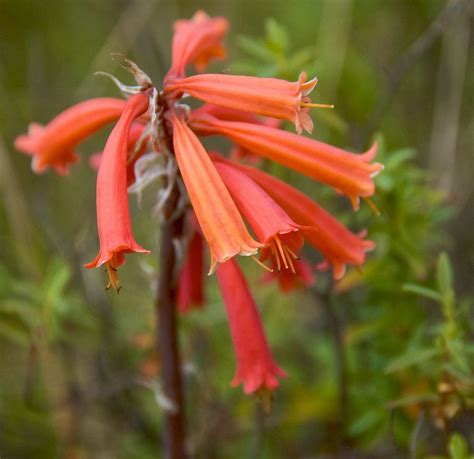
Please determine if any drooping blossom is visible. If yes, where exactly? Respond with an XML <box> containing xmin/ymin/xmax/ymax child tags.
<box><xmin>166</xmin><ymin>10</ymin><xmax>228</xmax><ymax>81</ymax></box>
<box><xmin>214</xmin><ymin>160</ymin><xmax>304</xmax><ymax>272</ymax></box>
<box><xmin>84</xmin><ymin>90</ymin><xmax>151</xmax><ymax>291</ymax></box>
<box><xmin>89</xmin><ymin>122</ymin><xmax>149</xmax><ymax>186</ymax></box>
<box><xmin>15</xmin><ymin>98</ymin><xmax>126</xmax><ymax>175</ymax></box>
<box><xmin>170</xmin><ymin>111</ymin><xmax>262</xmax><ymax>274</ymax></box>
<box><xmin>177</xmin><ymin>230</ymin><xmax>205</xmax><ymax>313</ymax></box>
<box><xmin>165</xmin><ymin>72</ymin><xmax>318</xmax><ymax>134</ymax></box>
<box><xmin>192</xmin><ymin>113</ymin><xmax>381</xmax><ymax>209</ymax></box>
<box><xmin>216</xmin><ymin>259</ymin><xmax>286</xmax><ymax>395</ymax></box>
<box><xmin>214</xmin><ymin>157</ymin><xmax>374</xmax><ymax>279</ymax></box>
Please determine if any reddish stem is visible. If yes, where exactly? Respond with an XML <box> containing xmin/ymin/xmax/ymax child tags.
<box><xmin>156</xmin><ymin>202</ymin><xmax>186</xmax><ymax>458</ymax></box>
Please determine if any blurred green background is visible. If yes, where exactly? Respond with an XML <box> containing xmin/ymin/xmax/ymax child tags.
<box><xmin>0</xmin><ymin>0</ymin><xmax>473</xmax><ymax>457</ymax></box>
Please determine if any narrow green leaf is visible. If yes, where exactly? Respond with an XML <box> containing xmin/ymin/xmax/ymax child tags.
<box><xmin>402</xmin><ymin>283</ymin><xmax>442</xmax><ymax>302</ymax></box>
<box><xmin>386</xmin><ymin>348</ymin><xmax>438</xmax><ymax>373</ymax></box>
<box><xmin>265</xmin><ymin>18</ymin><xmax>289</xmax><ymax>52</ymax></box>
<box><xmin>437</xmin><ymin>252</ymin><xmax>453</xmax><ymax>296</ymax></box>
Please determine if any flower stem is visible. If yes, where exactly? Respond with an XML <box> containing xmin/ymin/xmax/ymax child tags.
<box><xmin>156</xmin><ymin>200</ymin><xmax>186</xmax><ymax>458</ymax></box>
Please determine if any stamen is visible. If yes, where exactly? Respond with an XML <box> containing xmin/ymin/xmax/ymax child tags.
<box><xmin>270</xmin><ymin>242</ymin><xmax>281</xmax><ymax>272</ymax></box>
<box><xmin>251</xmin><ymin>255</ymin><xmax>273</xmax><ymax>273</ymax></box>
<box><xmin>284</xmin><ymin>244</ymin><xmax>298</xmax><ymax>260</ymax></box>
<box><xmin>274</xmin><ymin>235</ymin><xmax>288</xmax><ymax>269</ymax></box>
<box><xmin>364</xmin><ymin>197</ymin><xmax>380</xmax><ymax>216</ymax></box>
<box><xmin>105</xmin><ymin>262</ymin><xmax>121</xmax><ymax>293</ymax></box>
<box><xmin>300</xmin><ymin>102</ymin><xmax>335</xmax><ymax>109</ymax></box>
<box><xmin>284</xmin><ymin>246</ymin><xmax>296</xmax><ymax>274</ymax></box>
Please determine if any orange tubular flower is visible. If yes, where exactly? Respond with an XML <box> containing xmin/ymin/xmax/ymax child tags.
<box><xmin>217</xmin><ymin>158</ymin><xmax>374</xmax><ymax>279</ymax></box>
<box><xmin>192</xmin><ymin>115</ymin><xmax>381</xmax><ymax>209</ymax></box>
<box><xmin>165</xmin><ymin>72</ymin><xmax>318</xmax><ymax>134</ymax></box>
<box><xmin>84</xmin><ymin>91</ymin><xmax>151</xmax><ymax>291</ymax></box>
<box><xmin>166</xmin><ymin>10</ymin><xmax>228</xmax><ymax>81</ymax></box>
<box><xmin>214</xmin><ymin>160</ymin><xmax>303</xmax><ymax>272</ymax></box>
<box><xmin>177</xmin><ymin>230</ymin><xmax>205</xmax><ymax>314</ymax></box>
<box><xmin>216</xmin><ymin>259</ymin><xmax>286</xmax><ymax>396</ymax></box>
<box><xmin>15</xmin><ymin>98</ymin><xmax>126</xmax><ymax>175</ymax></box>
<box><xmin>170</xmin><ymin>113</ymin><xmax>262</xmax><ymax>273</ymax></box>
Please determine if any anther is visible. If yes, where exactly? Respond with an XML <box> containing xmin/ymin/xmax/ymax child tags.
<box><xmin>364</xmin><ymin>197</ymin><xmax>380</xmax><ymax>216</ymax></box>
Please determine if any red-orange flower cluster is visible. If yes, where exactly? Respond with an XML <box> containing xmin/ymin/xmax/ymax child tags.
<box><xmin>15</xmin><ymin>11</ymin><xmax>381</xmax><ymax>397</ymax></box>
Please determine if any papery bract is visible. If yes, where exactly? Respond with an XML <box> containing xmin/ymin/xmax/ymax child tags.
<box><xmin>216</xmin><ymin>259</ymin><xmax>286</xmax><ymax>394</ymax></box>
<box><xmin>165</xmin><ymin>72</ymin><xmax>317</xmax><ymax>134</ymax></box>
<box><xmin>193</xmin><ymin>114</ymin><xmax>381</xmax><ymax>209</ymax></box>
<box><xmin>15</xmin><ymin>98</ymin><xmax>126</xmax><ymax>175</ymax></box>
<box><xmin>84</xmin><ymin>91</ymin><xmax>151</xmax><ymax>291</ymax></box>
<box><xmin>170</xmin><ymin>112</ymin><xmax>262</xmax><ymax>273</ymax></box>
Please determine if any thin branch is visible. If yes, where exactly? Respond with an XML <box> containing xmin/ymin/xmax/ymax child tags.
<box><xmin>365</xmin><ymin>0</ymin><xmax>472</xmax><ymax>138</ymax></box>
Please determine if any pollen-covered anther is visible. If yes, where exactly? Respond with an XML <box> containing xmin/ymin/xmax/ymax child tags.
<box><xmin>300</xmin><ymin>101</ymin><xmax>335</xmax><ymax>110</ymax></box>
<box><xmin>364</xmin><ymin>197</ymin><xmax>381</xmax><ymax>216</ymax></box>
<box><xmin>105</xmin><ymin>262</ymin><xmax>121</xmax><ymax>293</ymax></box>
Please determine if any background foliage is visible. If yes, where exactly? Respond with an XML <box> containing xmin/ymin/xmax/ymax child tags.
<box><xmin>0</xmin><ymin>0</ymin><xmax>473</xmax><ymax>457</ymax></box>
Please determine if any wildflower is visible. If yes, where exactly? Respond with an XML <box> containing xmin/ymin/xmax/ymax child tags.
<box><xmin>178</xmin><ymin>230</ymin><xmax>205</xmax><ymax>313</ymax></box>
<box><xmin>15</xmin><ymin>98</ymin><xmax>126</xmax><ymax>175</ymax></box>
<box><xmin>84</xmin><ymin>90</ymin><xmax>151</xmax><ymax>292</ymax></box>
<box><xmin>193</xmin><ymin>114</ymin><xmax>381</xmax><ymax>209</ymax></box>
<box><xmin>215</xmin><ymin>158</ymin><xmax>374</xmax><ymax>279</ymax></box>
<box><xmin>165</xmin><ymin>72</ymin><xmax>319</xmax><ymax>134</ymax></box>
<box><xmin>170</xmin><ymin>111</ymin><xmax>262</xmax><ymax>274</ymax></box>
<box><xmin>214</xmin><ymin>160</ymin><xmax>303</xmax><ymax>272</ymax></box>
<box><xmin>216</xmin><ymin>259</ymin><xmax>286</xmax><ymax>398</ymax></box>
<box><xmin>166</xmin><ymin>10</ymin><xmax>228</xmax><ymax>81</ymax></box>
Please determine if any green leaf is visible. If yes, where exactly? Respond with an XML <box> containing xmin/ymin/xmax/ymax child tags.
<box><xmin>265</xmin><ymin>18</ymin><xmax>289</xmax><ymax>52</ymax></box>
<box><xmin>448</xmin><ymin>433</ymin><xmax>469</xmax><ymax>459</ymax></box>
<box><xmin>437</xmin><ymin>252</ymin><xmax>453</xmax><ymax>296</ymax></box>
<box><xmin>385</xmin><ymin>348</ymin><xmax>438</xmax><ymax>373</ymax></box>
<box><xmin>386</xmin><ymin>392</ymin><xmax>438</xmax><ymax>409</ymax></box>
<box><xmin>402</xmin><ymin>283</ymin><xmax>442</xmax><ymax>302</ymax></box>
<box><xmin>348</xmin><ymin>410</ymin><xmax>384</xmax><ymax>436</ymax></box>
<box><xmin>237</xmin><ymin>36</ymin><xmax>274</xmax><ymax>63</ymax></box>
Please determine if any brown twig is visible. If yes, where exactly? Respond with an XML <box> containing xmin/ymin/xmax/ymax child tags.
<box><xmin>365</xmin><ymin>0</ymin><xmax>472</xmax><ymax>140</ymax></box>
